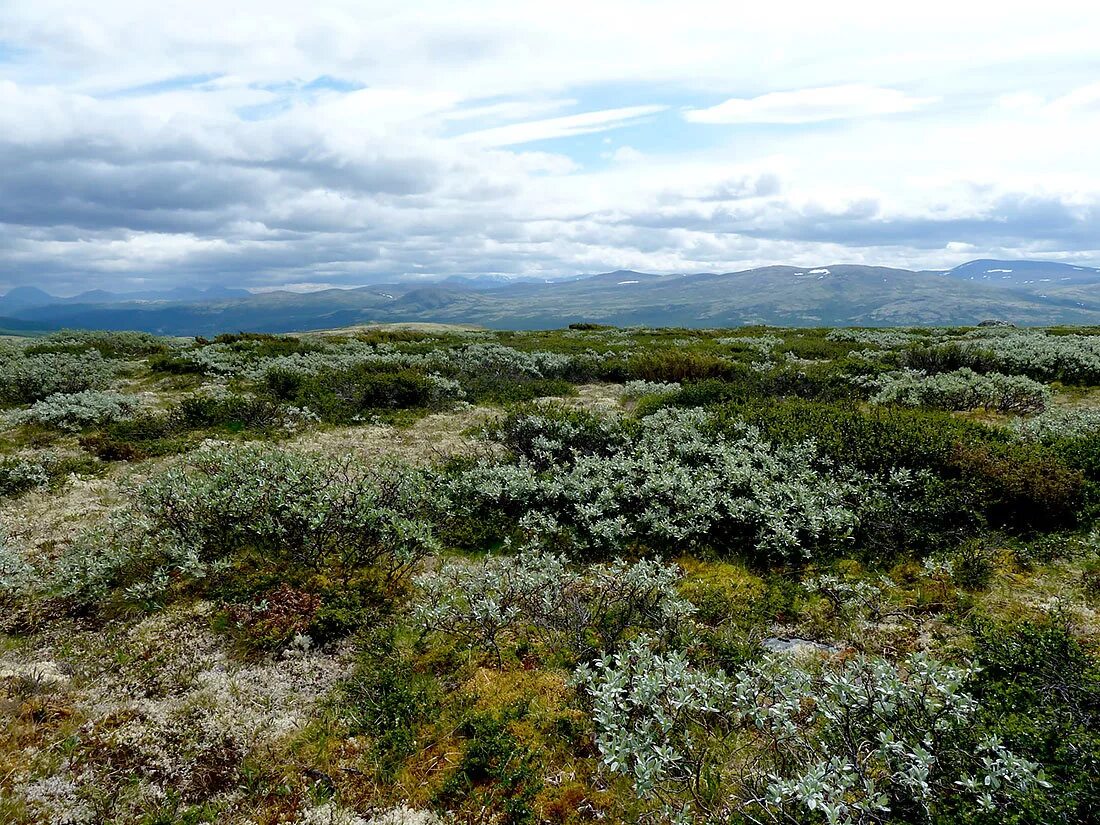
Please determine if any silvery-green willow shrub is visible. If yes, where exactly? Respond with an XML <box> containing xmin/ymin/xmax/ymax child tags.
<box><xmin>138</xmin><ymin>443</ymin><xmax>438</xmax><ymax>584</ymax></box>
<box><xmin>12</xmin><ymin>389</ymin><xmax>142</xmax><ymax>431</ymax></box>
<box><xmin>1012</xmin><ymin>406</ymin><xmax>1100</xmax><ymax>442</ymax></box>
<box><xmin>867</xmin><ymin>368</ymin><xmax>1050</xmax><ymax>413</ymax></box>
<box><xmin>574</xmin><ymin>637</ymin><xmax>732</xmax><ymax>812</ymax></box>
<box><xmin>715</xmin><ymin>335</ymin><xmax>783</xmax><ymax>353</ymax></box>
<box><xmin>622</xmin><ymin>380</ymin><xmax>682</xmax><ymax>400</ymax></box>
<box><xmin>0</xmin><ymin>454</ymin><xmax>50</xmax><ymax>497</ymax></box>
<box><xmin>489</xmin><ymin>403</ymin><xmax>630</xmax><ymax>470</ymax></box>
<box><xmin>26</xmin><ymin>328</ymin><xmax>173</xmax><ymax>357</ymax></box>
<box><xmin>34</xmin><ymin>443</ymin><xmax>440</xmax><ymax>611</ymax></box>
<box><xmin>0</xmin><ymin>350</ymin><xmax>115</xmax><ymax>402</ymax></box>
<box><xmin>958</xmin><ymin>331</ymin><xmax>1100</xmax><ymax>384</ymax></box>
<box><xmin>0</xmin><ymin>533</ymin><xmax>35</xmax><ymax>610</ymax></box>
<box><xmin>457</xmin><ymin>407</ymin><xmax>865</xmax><ymax>561</ymax></box>
<box><xmin>578</xmin><ymin>640</ymin><xmax>1048</xmax><ymax>824</ymax></box>
<box><xmin>826</xmin><ymin>328</ymin><xmax>942</xmax><ymax>349</ymax></box>
<box><xmin>413</xmin><ymin>551</ymin><xmax>693</xmax><ymax>663</ymax></box>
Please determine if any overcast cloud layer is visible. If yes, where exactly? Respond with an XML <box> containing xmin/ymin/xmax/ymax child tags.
<box><xmin>2</xmin><ymin>0</ymin><xmax>1100</xmax><ymax>294</ymax></box>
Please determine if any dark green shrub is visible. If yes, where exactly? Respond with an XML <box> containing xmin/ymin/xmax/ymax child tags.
<box><xmin>967</xmin><ymin>617</ymin><xmax>1100</xmax><ymax>824</ymax></box>
<box><xmin>437</xmin><ymin>711</ymin><xmax>542</xmax><ymax>825</ymax></box>
<box><xmin>461</xmin><ymin>375</ymin><xmax>574</xmax><ymax>405</ymax></box>
<box><xmin>291</xmin><ymin>365</ymin><xmax>441</xmax><ymax>421</ymax></box>
<box><xmin>338</xmin><ymin>633</ymin><xmax>439</xmax><ymax>780</ymax></box>
<box><xmin>626</xmin><ymin>350</ymin><xmax>736</xmax><ymax>383</ymax></box>
<box><xmin>175</xmin><ymin>394</ymin><xmax>282</xmax><ymax>430</ymax></box>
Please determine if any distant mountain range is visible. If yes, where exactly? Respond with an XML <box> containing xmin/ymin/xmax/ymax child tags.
<box><xmin>2</xmin><ymin>260</ymin><xmax>1099</xmax><ymax>336</ymax></box>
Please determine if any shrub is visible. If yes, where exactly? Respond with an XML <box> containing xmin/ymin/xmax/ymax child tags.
<box><xmin>707</xmin><ymin>399</ymin><xmax>1085</xmax><ymax>535</ymax></box>
<box><xmin>625</xmin><ymin>350</ymin><xmax>736</xmax><ymax>383</ymax></box>
<box><xmin>959</xmin><ymin>332</ymin><xmax>1100</xmax><ymax>384</ymax></box>
<box><xmin>38</xmin><ymin>444</ymin><xmax>439</xmax><ymax>612</ymax></box>
<box><xmin>868</xmin><ymin>368</ymin><xmax>1051</xmax><ymax>413</ymax></box>
<box><xmin>436</xmin><ymin>711</ymin><xmax>542</xmax><ymax>825</ymax></box>
<box><xmin>489</xmin><ymin>403</ymin><xmax>630</xmax><ymax>470</ymax></box>
<box><xmin>1013</xmin><ymin>407</ymin><xmax>1100</xmax><ymax>442</ymax></box>
<box><xmin>578</xmin><ymin>642</ymin><xmax>1049</xmax><ymax>823</ymax></box>
<box><xmin>24</xmin><ymin>329</ymin><xmax>172</xmax><ymax>358</ymax></box>
<box><xmin>0</xmin><ymin>455</ymin><xmax>50</xmax><ymax>498</ymax></box>
<box><xmin>456</xmin><ymin>407</ymin><xmax>866</xmax><ymax>562</ymax></box>
<box><xmin>969</xmin><ymin>617</ymin><xmax>1100</xmax><ymax>824</ymax></box>
<box><xmin>413</xmin><ymin>552</ymin><xmax>693</xmax><ymax>663</ymax></box>
<box><xmin>138</xmin><ymin>445</ymin><xmax>438</xmax><ymax>586</ymax></box>
<box><xmin>279</xmin><ymin>364</ymin><xmax>459</xmax><ymax>422</ymax></box>
<box><xmin>828</xmin><ymin>328</ymin><xmax>925</xmax><ymax>348</ymax></box>
<box><xmin>12</xmin><ymin>390</ymin><xmax>141</xmax><ymax>431</ymax></box>
<box><xmin>0</xmin><ymin>351</ymin><xmax>114</xmax><ymax>403</ymax></box>
<box><xmin>621</xmin><ymin>379</ymin><xmax>681</xmax><ymax>400</ymax></box>
<box><xmin>338</xmin><ymin>632</ymin><xmax>440</xmax><ymax>780</ymax></box>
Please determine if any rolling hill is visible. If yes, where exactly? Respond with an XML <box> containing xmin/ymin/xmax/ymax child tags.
<box><xmin>2</xmin><ymin>260</ymin><xmax>1099</xmax><ymax>335</ymax></box>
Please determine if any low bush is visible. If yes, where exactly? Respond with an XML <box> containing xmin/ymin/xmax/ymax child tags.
<box><xmin>24</xmin><ymin>329</ymin><xmax>172</xmax><ymax>358</ymax></box>
<box><xmin>270</xmin><ymin>363</ymin><xmax>458</xmax><ymax>422</ymax></box>
<box><xmin>12</xmin><ymin>390</ymin><xmax>141</xmax><ymax>431</ymax></box>
<box><xmin>868</xmin><ymin>368</ymin><xmax>1051</xmax><ymax>413</ymax></box>
<box><xmin>36</xmin><ymin>444</ymin><xmax>439</xmax><ymax>615</ymax></box>
<box><xmin>456</xmin><ymin>407</ymin><xmax>866</xmax><ymax>562</ymax></box>
<box><xmin>969</xmin><ymin>616</ymin><xmax>1100</xmax><ymax>824</ymax></box>
<box><xmin>413</xmin><ymin>552</ymin><xmax>693</xmax><ymax>664</ymax></box>
<box><xmin>578</xmin><ymin>640</ymin><xmax>1049</xmax><ymax>824</ymax></box>
<box><xmin>0</xmin><ymin>351</ymin><xmax>114</xmax><ymax>403</ymax></box>
<box><xmin>625</xmin><ymin>350</ymin><xmax>736</xmax><ymax>383</ymax></box>
<box><xmin>489</xmin><ymin>403</ymin><xmax>629</xmax><ymax>470</ymax></box>
<box><xmin>0</xmin><ymin>454</ymin><xmax>50</xmax><ymax>498</ymax></box>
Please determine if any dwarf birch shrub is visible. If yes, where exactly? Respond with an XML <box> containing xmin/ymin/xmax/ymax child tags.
<box><xmin>579</xmin><ymin>644</ymin><xmax>1049</xmax><ymax>824</ymax></box>
<box><xmin>868</xmin><ymin>368</ymin><xmax>1050</xmax><ymax>413</ymax></box>
<box><xmin>458</xmin><ymin>407</ymin><xmax>864</xmax><ymax>561</ymax></box>
<box><xmin>0</xmin><ymin>350</ymin><xmax>114</xmax><ymax>402</ymax></box>
<box><xmin>413</xmin><ymin>551</ymin><xmax>693</xmax><ymax>662</ymax></box>
<box><xmin>12</xmin><ymin>390</ymin><xmax>142</xmax><ymax>431</ymax></box>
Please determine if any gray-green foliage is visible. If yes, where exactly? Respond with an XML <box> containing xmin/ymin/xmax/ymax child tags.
<box><xmin>34</xmin><ymin>444</ymin><xmax>440</xmax><ymax>607</ymax></box>
<box><xmin>0</xmin><ymin>534</ymin><xmax>35</xmax><ymax>606</ymax></box>
<box><xmin>413</xmin><ymin>551</ymin><xmax>693</xmax><ymax>661</ymax></box>
<box><xmin>578</xmin><ymin>641</ymin><xmax>1048</xmax><ymax>824</ymax></box>
<box><xmin>960</xmin><ymin>331</ymin><xmax>1100</xmax><ymax>383</ymax></box>
<box><xmin>12</xmin><ymin>390</ymin><xmax>142</xmax><ymax>431</ymax></box>
<box><xmin>0</xmin><ymin>454</ymin><xmax>50</xmax><ymax>498</ymax></box>
<box><xmin>868</xmin><ymin>367</ymin><xmax>1050</xmax><ymax>413</ymax></box>
<box><xmin>0</xmin><ymin>350</ymin><xmax>115</xmax><ymax>402</ymax></box>
<box><xmin>1012</xmin><ymin>406</ymin><xmax>1100</xmax><ymax>442</ymax></box>
<box><xmin>622</xmin><ymin>380</ymin><xmax>681</xmax><ymax>399</ymax></box>
<box><xmin>138</xmin><ymin>443</ymin><xmax>438</xmax><ymax>579</ymax></box>
<box><xmin>459</xmin><ymin>408</ymin><xmax>865</xmax><ymax>561</ymax></box>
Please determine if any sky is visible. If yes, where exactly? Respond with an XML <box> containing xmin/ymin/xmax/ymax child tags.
<box><xmin>2</xmin><ymin>0</ymin><xmax>1100</xmax><ymax>294</ymax></box>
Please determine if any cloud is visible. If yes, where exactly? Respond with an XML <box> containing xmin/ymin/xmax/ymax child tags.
<box><xmin>2</xmin><ymin>2</ymin><xmax>1100</xmax><ymax>294</ymax></box>
<box><xmin>457</xmin><ymin>105</ymin><xmax>666</xmax><ymax>147</ymax></box>
<box><xmin>684</xmin><ymin>85</ymin><xmax>936</xmax><ymax>124</ymax></box>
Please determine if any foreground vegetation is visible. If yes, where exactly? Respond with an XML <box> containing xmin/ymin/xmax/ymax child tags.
<box><xmin>1</xmin><ymin>323</ymin><xmax>1098</xmax><ymax>824</ymax></box>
